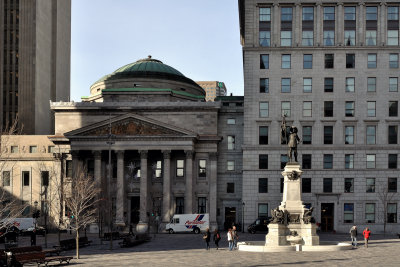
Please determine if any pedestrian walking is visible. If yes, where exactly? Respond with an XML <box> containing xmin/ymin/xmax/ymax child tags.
<box><xmin>232</xmin><ymin>225</ymin><xmax>239</xmax><ymax>249</ymax></box>
<box><xmin>349</xmin><ymin>225</ymin><xmax>357</xmax><ymax>247</ymax></box>
<box><xmin>227</xmin><ymin>228</ymin><xmax>234</xmax><ymax>251</ymax></box>
<box><xmin>203</xmin><ymin>228</ymin><xmax>211</xmax><ymax>250</ymax></box>
<box><xmin>362</xmin><ymin>227</ymin><xmax>371</xmax><ymax>248</ymax></box>
<box><xmin>213</xmin><ymin>229</ymin><xmax>221</xmax><ymax>250</ymax></box>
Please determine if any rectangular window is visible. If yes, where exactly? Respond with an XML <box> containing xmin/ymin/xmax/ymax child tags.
<box><xmin>325</xmin><ymin>54</ymin><xmax>334</xmax><ymax>68</ymax></box>
<box><xmin>258</xmin><ymin>204</ymin><xmax>268</xmax><ymax>217</ymax></box>
<box><xmin>176</xmin><ymin>159</ymin><xmax>185</xmax><ymax>177</ymax></box>
<box><xmin>48</xmin><ymin>146</ymin><xmax>55</xmax><ymax>153</ymax></box>
<box><xmin>345</xmin><ymin>154</ymin><xmax>354</xmax><ymax>169</ymax></box>
<box><xmin>280</xmin><ymin>178</ymin><xmax>284</xmax><ymax>193</ymax></box>
<box><xmin>366</xmin><ymin>154</ymin><xmax>376</xmax><ymax>169</ymax></box>
<box><xmin>389</xmin><ymin>77</ymin><xmax>398</xmax><ymax>92</ymax></box>
<box><xmin>10</xmin><ymin>146</ymin><xmax>18</xmax><ymax>153</ymax></box>
<box><xmin>302</xmin><ymin>154</ymin><xmax>311</xmax><ymax>169</ymax></box>
<box><xmin>388</xmin><ymin>177</ymin><xmax>397</xmax><ymax>192</ymax></box>
<box><xmin>227</xmin><ymin>118</ymin><xmax>236</xmax><ymax>125</ymax></box>
<box><xmin>324</xmin><ymin>126</ymin><xmax>333</xmax><ymax>144</ymax></box>
<box><xmin>344</xmin><ymin>203</ymin><xmax>354</xmax><ymax>223</ymax></box>
<box><xmin>260</xmin><ymin>7</ymin><xmax>271</xmax><ymax>21</ymax></box>
<box><xmin>260</xmin><ymin>78</ymin><xmax>269</xmax><ymax>93</ymax></box>
<box><xmin>344</xmin><ymin>30</ymin><xmax>356</xmax><ymax>46</ymax></box>
<box><xmin>323</xmin><ymin>178</ymin><xmax>333</xmax><ymax>192</ymax></box>
<box><xmin>388</xmin><ymin>125</ymin><xmax>398</xmax><ymax>144</ymax></box>
<box><xmin>323</xmin><ymin>6</ymin><xmax>335</xmax><ymax>20</ymax></box>
<box><xmin>324</xmin><ymin>78</ymin><xmax>333</xmax><ymax>92</ymax></box>
<box><xmin>259</xmin><ymin>102</ymin><xmax>269</xmax><ymax>117</ymax></box>
<box><xmin>228</xmin><ymin>135</ymin><xmax>235</xmax><ymax>150</ymax></box>
<box><xmin>281</xmin><ymin>7</ymin><xmax>293</xmax><ymax>21</ymax></box>
<box><xmin>260</xmin><ymin>31</ymin><xmax>271</xmax><ymax>47</ymax></box>
<box><xmin>345</xmin><ymin>178</ymin><xmax>354</xmax><ymax>193</ymax></box>
<box><xmin>227</xmin><ymin>183</ymin><xmax>235</xmax><ymax>193</ymax></box>
<box><xmin>346</xmin><ymin>54</ymin><xmax>355</xmax><ymax>68</ymax></box>
<box><xmin>198</xmin><ymin>197</ymin><xmax>206</xmax><ymax>213</ymax></box>
<box><xmin>66</xmin><ymin>160</ymin><xmax>73</xmax><ymax>177</ymax></box>
<box><xmin>367</xmin><ymin>54</ymin><xmax>377</xmax><ymax>68</ymax></box>
<box><xmin>388</xmin><ymin>30</ymin><xmax>399</xmax><ymax>46</ymax></box>
<box><xmin>303</xmin><ymin>101</ymin><xmax>312</xmax><ymax>117</ymax></box>
<box><xmin>302</xmin><ymin>178</ymin><xmax>311</xmax><ymax>193</ymax></box>
<box><xmin>154</xmin><ymin>160</ymin><xmax>162</xmax><ymax>178</ymax></box>
<box><xmin>258</xmin><ymin>178</ymin><xmax>268</xmax><ymax>193</ymax></box>
<box><xmin>281</xmin><ymin>31</ymin><xmax>292</xmax><ymax>46</ymax></box>
<box><xmin>303</xmin><ymin>54</ymin><xmax>312</xmax><ymax>69</ymax></box>
<box><xmin>366</xmin><ymin>6</ymin><xmax>377</xmax><ymax>20</ymax></box>
<box><xmin>323</xmin><ymin>154</ymin><xmax>333</xmax><ymax>169</ymax></box>
<box><xmin>302</xmin><ymin>31</ymin><xmax>313</xmax><ymax>46</ymax></box>
<box><xmin>259</xmin><ymin>154</ymin><xmax>268</xmax><ymax>169</ymax></box>
<box><xmin>281</xmin><ymin>54</ymin><xmax>291</xmax><ymax>68</ymax></box>
<box><xmin>345</xmin><ymin>101</ymin><xmax>355</xmax><ymax>117</ymax></box>
<box><xmin>344</xmin><ymin>6</ymin><xmax>356</xmax><ymax>20</ymax></box>
<box><xmin>302</xmin><ymin>6</ymin><xmax>314</xmax><ymax>20</ymax></box>
<box><xmin>365</xmin><ymin>30</ymin><xmax>377</xmax><ymax>46</ymax></box>
<box><xmin>2</xmin><ymin>171</ymin><xmax>10</xmax><ymax>187</ymax></box>
<box><xmin>302</xmin><ymin>126</ymin><xmax>312</xmax><ymax>144</ymax></box>
<box><xmin>280</xmin><ymin>154</ymin><xmax>288</xmax><ymax>169</ymax></box>
<box><xmin>22</xmin><ymin>171</ymin><xmax>29</xmax><ymax>186</ymax></box>
<box><xmin>366</xmin><ymin>178</ymin><xmax>376</xmax><ymax>193</ymax></box>
<box><xmin>198</xmin><ymin>159</ymin><xmax>206</xmax><ymax>177</ymax></box>
<box><xmin>387</xmin><ymin>203</ymin><xmax>397</xmax><ymax>223</ymax></box>
<box><xmin>303</xmin><ymin>78</ymin><xmax>312</xmax><ymax>93</ymax></box>
<box><xmin>388</xmin><ymin>154</ymin><xmax>398</xmax><ymax>169</ymax></box>
<box><xmin>389</xmin><ymin>101</ymin><xmax>398</xmax><ymax>117</ymax></box>
<box><xmin>345</xmin><ymin>126</ymin><xmax>354</xmax><ymax>144</ymax></box>
<box><xmin>366</xmin><ymin>126</ymin><xmax>376</xmax><ymax>144</ymax></box>
<box><xmin>281</xmin><ymin>101</ymin><xmax>291</xmax><ymax>117</ymax></box>
<box><xmin>389</xmin><ymin>53</ymin><xmax>399</xmax><ymax>68</ymax></box>
<box><xmin>367</xmin><ymin>77</ymin><xmax>376</xmax><ymax>92</ymax></box>
<box><xmin>367</xmin><ymin>101</ymin><xmax>376</xmax><ymax>117</ymax></box>
<box><xmin>227</xmin><ymin>161</ymin><xmax>235</xmax><ymax>171</ymax></box>
<box><xmin>176</xmin><ymin>197</ymin><xmax>184</xmax><ymax>214</ymax></box>
<box><xmin>388</xmin><ymin>6</ymin><xmax>399</xmax><ymax>20</ymax></box>
<box><xmin>41</xmin><ymin>171</ymin><xmax>49</xmax><ymax>187</ymax></box>
<box><xmin>260</xmin><ymin>54</ymin><xmax>269</xmax><ymax>69</ymax></box>
<box><xmin>259</xmin><ymin>126</ymin><xmax>268</xmax><ymax>145</ymax></box>
<box><xmin>345</xmin><ymin>78</ymin><xmax>355</xmax><ymax>92</ymax></box>
<box><xmin>365</xmin><ymin>203</ymin><xmax>375</xmax><ymax>223</ymax></box>
<box><xmin>281</xmin><ymin>78</ymin><xmax>291</xmax><ymax>93</ymax></box>
<box><xmin>323</xmin><ymin>30</ymin><xmax>335</xmax><ymax>46</ymax></box>
<box><xmin>29</xmin><ymin>146</ymin><xmax>37</xmax><ymax>153</ymax></box>
<box><xmin>324</xmin><ymin>101</ymin><xmax>333</xmax><ymax>117</ymax></box>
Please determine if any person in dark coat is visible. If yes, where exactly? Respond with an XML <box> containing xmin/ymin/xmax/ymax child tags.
<box><xmin>203</xmin><ymin>228</ymin><xmax>211</xmax><ymax>250</ymax></box>
<box><xmin>30</xmin><ymin>229</ymin><xmax>36</xmax><ymax>246</ymax></box>
<box><xmin>213</xmin><ymin>229</ymin><xmax>221</xmax><ymax>250</ymax></box>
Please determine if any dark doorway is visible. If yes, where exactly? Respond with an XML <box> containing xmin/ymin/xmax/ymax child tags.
<box><xmin>224</xmin><ymin>207</ymin><xmax>236</xmax><ymax>230</ymax></box>
<box><xmin>131</xmin><ymin>197</ymin><xmax>140</xmax><ymax>224</ymax></box>
<box><xmin>321</xmin><ymin>203</ymin><xmax>334</xmax><ymax>232</ymax></box>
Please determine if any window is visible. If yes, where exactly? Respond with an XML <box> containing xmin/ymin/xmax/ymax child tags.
<box><xmin>259</xmin><ymin>126</ymin><xmax>268</xmax><ymax>145</ymax></box>
<box><xmin>388</xmin><ymin>177</ymin><xmax>397</xmax><ymax>192</ymax></box>
<box><xmin>345</xmin><ymin>126</ymin><xmax>354</xmax><ymax>144</ymax></box>
<box><xmin>389</xmin><ymin>54</ymin><xmax>399</xmax><ymax>68</ymax></box>
<box><xmin>10</xmin><ymin>146</ymin><xmax>18</xmax><ymax>153</ymax></box>
<box><xmin>2</xmin><ymin>171</ymin><xmax>10</xmax><ymax>187</ymax></box>
<box><xmin>324</xmin><ymin>78</ymin><xmax>333</xmax><ymax>92</ymax></box>
<box><xmin>303</xmin><ymin>78</ymin><xmax>312</xmax><ymax>93</ymax></box>
<box><xmin>281</xmin><ymin>7</ymin><xmax>293</xmax><ymax>21</ymax></box>
<box><xmin>323</xmin><ymin>6</ymin><xmax>335</xmax><ymax>20</ymax></box>
<box><xmin>258</xmin><ymin>178</ymin><xmax>268</xmax><ymax>193</ymax></box>
<box><xmin>388</xmin><ymin>30</ymin><xmax>399</xmax><ymax>46</ymax></box>
<box><xmin>228</xmin><ymin>135</ymin><xmax>235</xmax><ymax>150</ymax></box>
<box><xmin>346</xmin><ymin>54</ymin><xmax>355</xmax><ymax>68</ymax></box>
<box><xmin>41</xmin><ymin>171</ymin><xmax>49</xmax><ymax>187</ymax></box>
<box><xmin>300</xmin><ymin>178</ymin><xmax>311</xmax><ymax>193</ymax></box>
<box><xmin>29</xmin><ymin>146</ymin><xmax>37</xmax><ymax>153</ymax></box>
<box><xmin>345</xmin><ymin>102</ymin><xmax>355</xmax><ymax>117</ymax></box>
<box><xmin>227</xmin><ymin>183</ymin><xmax>235</xmax><ymax>193</ymax></box>
<box><xmin>302</xmin><ymin>31</ymin><xmax>313</xmax><ymax>46</ymax></box>
<box><xmin>260</xmin><ymin>7</ymin><xmax>271</xmax><ymax>21</ymax></box>
<box><xmin>227</xmin><ymin>118</ymin><xmax>236</xmax><ymax>125</ymax></box>
<box><xmin>367</xmin><ymin>101</ymin><xmax>376</xmax><ymax>117</ymax></box>
<box><xmin>389</xmin><ymin>77</ymin><xmax>398</xmax><ymax>92</ymax></box>
<box><xmin>388</xmin><ymin>126</ymin><xmax>398</xmax><ymax>144</ymax></box>
<box><xmin>367</xmin><ymin>77</ymin><xmax>376</xmax><ymax>92</ymax></box>
<box><xmin>302</xmin><ymin>126</ymin><xmax>312</xmax><ymax>144</ymax></box>
<box><xmin>344</xmin><ymin>6</ymin><xmax>356</xmax><ymax>20</ymax></box>
<box><xmin>260</xmin><ymin>54</ymin><xmax>269</xmax><ymax>69</ymax></box>
<box><xmin>22</xmin><ymin>171</ymin><xmax>29</xmax><ymax>186</ymax></box>
<box><xmin>154</xmin><ymin>160</ymin><xmax>162</xmax><ymax>178</ymax></box>
<box><xmin>366</xmin><ymin>126</ymin><xmax>376</xmax><ymax>144</ymax></box>
<box><xmin>280</xmin><ymin>178</ymin><xmax>284</xmax><ymax>193</ymax></box>
<box><xmin>366</xmin><ymin>154</ymin><xmax>376</xmax><ymax>169</ymax></box>
<box><xmin>198</xmin><ymin>160</ymin><xmax>206</xmax><ymax>177</ymax></box>
<box><xmin>280</xmin><ymin>154</ymin><xmax>288</xmax><ymax>169</ymax></box>
<box><xmin>367</xmin><ymin>54</ymin><xmax>377</xmax><ymax>68</ymax></box>
<box><xmin>227</xmin><ymin>161</ymin><xmax>235</xmax><ymax>171</ymax></box>
<box><xmin>344</xmin><ymin>30</ymin><xmax>356</xmax><ymax>46</ymax></box>
<box><xmin>176</xmin><ymin>197</ymin><xmax>184</xmax><ymax>214</ymax></box>
<box><xmin>259</xmin><ymin>102</ymin><xmax>269</xmax><ymax>117</ymax></box>
<box><xmin>324</xmin><ymin>126</ymin><xmax>333</xmax><ymax>144</ymax></box>
<box><xmin>325</xmin><ymin>54</ymin><xmax>334</xmax><ymax>68</ymax></box>
<box><xmin>388</xmin><ymin>6</ymin><xmax>399</xmax><ymax>20</ymax></box>
<box><xmin>366</xmin><ymin>6</ymin><xmax>377</xmax><ymax>20</ymax></box>
<box><xmin>323</xmin><ymin>178</ymin><xmax>333</xmax><ymax>192</ymax></box>
<box><xmin>323</xmin><ymin>31</ymin><xmax>334</xmax><ymax>46</ymax></box>
<box><xmin>302</xmin><ymin>6</ymin><xmax>314</xmax><ymax>20</ymax></box>
<box><xmin>365</xmin><ymin>203</ymin><xmax>375</xmax><ymax>223</ymax></box>
<box><xmin>281</xmin><ymin>55</ymin><xmax>291</xmax><ymax>69</ymax></box>
<box><xmin>281</xmin><ymin>102</ymin><xmax>291</xmax><ymax>117</ymax></box>
<box><xmin>66</xmin><ymin>160</ymin><xmax>72</xmax><ymax>177</ymax></box>
<box><xmin>345</xmin><ymin>178</ymin><xmax>354</xmax><ymax>193</ymax></box>
<box><xmin>260</xmin><ymin>31</ymin><xmax>271</xmax><ymax>47</ymax></box>
<box><xmin>323</xmin><ymin>154</ymin><xmax>333</xmax><ymax>169</ymax></box>
<box><xmin>366</xmin><ymin>30</ymin><xmax>377</xmax><ymax>46</ymax></box>
<box><xmin>281</xmin><ymin>78</ymin><xmax>291</xmax><ymax>93</ymax></box>
<box><xmin>258</xmin><ymin>204</ymin><xmax>268</xmax><ymax>217</ymax></box>
<box><xmin>281</xmin><ymin>31</ymin><xmax>292</xmax><ymax>46</ymax></box>
<box><xmin>345</xmin><ymin>154</ymin><xmax>354</xmax><ymax>169</ymax></box>
<box><xmin>324</xmin><ymin>101</ymin><xmax>333</xmax><ymax>117</ymax></box>
<box><xmin>345</xmin><ymin>78</ymin><xmax>355</xmax><ymax>92</ymax></box>
<box><xmin>48</xmin><ymin>146</ymin><xmax>54</xmax><ymax>153</ymax></box>
<box><xmin>259</xmin><ymin>154</ymin><xmax>268</xmax><ymax>169</ymax></box>
<box><xmin>303</xmin><ymin>54</ymin><xmax>312</xmax><ymax>69</ymax></box>
<box><xmin>302</xmin><ymin>154</ymin><xmax>311</xmax><ymax>169</ymax></box>
<box><xmin>176</xmin><ymin>160</ymin><xmax>184</xmax><ymax>177</ymax></box>
<box><xmin>344</xmin><ymin>203</ymin><xmax>354</xmax><ymax>223</ymax></box>
<box><xmin>260</xmin><ymin>78</ymin><xmax>269</xmax><ymax>93</ymax></box>
<box><xmin>387</xmin><ymin>203</ymin><xmax>397</xmax><ymax>223</ymax></box>
<box><xmin>389</xmin><ymin>154</ymin><xmax>398</xmax><ymax>169</ymax></box>
<box><xmin>303</xmin><ymin>101</ymin><xmax>312</xmax><ymax>117</ymax></box>
<box><xmin>198</xmin><ymin>197</ymin><xmax>206</xmax><ymax>213</ymax></box>
<box><xmin>366</xmin><ymin>178</ymin><xmax>376</xmax><ymax>193</ymax></box>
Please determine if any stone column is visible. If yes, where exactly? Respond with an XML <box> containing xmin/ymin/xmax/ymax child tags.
<box><xmin>137</xmin><ymin>150</ymin><xmax>148</xmax><ymax>233</ymax></box>
<box><xmin>316</xmin><ymin>3</ymin><xmax>322</xmax><ymax>45</ymax></box>
<box><xmin>337</xmin><ymin>3</ymin><xmax>343</xmax><ymax>45</ymax></box>
<box><xmin>115</xmin><ymin>151</ymin><xmax>125</xmax><ymax>227</ymax></box>
<box><xmin>358</xmin><ymin>3</ymin><xmax>365</xmax><ymax>45</ymax></box>
<box><xmin>273</xmin><ymin>3</ymin><xmax>280</xmax><ymax>46</ymax></box>
<box><xmin>209</xmin><ymin>152</ymin><xmax>218</xmax><ymax>230</ymax></box>
<box><xmin>71</xmin><ymin>151</ymin><xmax>80</xmax><ymax>177</ymax></box>
<box><xmin>162</xmin><ymin>150</ymin><xmax>171</xmax><ymax>223</ymax></box>
<box><xmin>184</xmin><ymin>150</ymin><xmax>193</xmax><ymax>214</ymax></box>
<box><xmin>295</xmin><ymin>3</ymin><xmax>301</xmax><ymax>46</ymax></box>
<box><xmin>380</xmin><ymin>2</ymin><xmax>387</xmax><ymax>45</ymax></box>
<box><xmin>93</xmin><ymin>151</ymin><xmax>102</xmax><ymax>185</ymax></box>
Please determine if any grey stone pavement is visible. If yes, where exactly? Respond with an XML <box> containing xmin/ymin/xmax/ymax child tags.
<box><xmin>2</xmin><ymin>231</ymin><xmax>400</xmax><ymax>266</ymax></box>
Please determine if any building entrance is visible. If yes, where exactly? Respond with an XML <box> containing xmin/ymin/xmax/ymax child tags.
<box><xmin>131</xmin><ymin>197</ymin><xmax>140</xmax><ymax>224</ymax></box>
<box><xmin>224</xmin><ymin>207</ymin><xmax>236</xmax><ymax>230</ymax></box>
<box><xmin>321</xmin><ymin>203</ymin><xmax>334</xmax><ymax>232</ymax></box>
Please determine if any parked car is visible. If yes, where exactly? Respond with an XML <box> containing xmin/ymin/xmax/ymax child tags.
<box><xmin>21</xmin><ymin>226</ymin><xmax>47</xmax><ymax>236</ymax></box>
<box><xmin>0</xmin><ymin>225</ymin><xmax>19</xmax><ymax>243</ymax></box>
<box><xmin>247</xmin><ymin>217</ymin><xmax>271</xmax><ymax>234</ymax></box>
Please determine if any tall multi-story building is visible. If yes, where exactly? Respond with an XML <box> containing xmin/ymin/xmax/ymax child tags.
<box><xmin>196</xmin><ymin>81</ymin><xmax>227</xmax><ymax>101</ymax></box>
<box><xmin>0</xmin><ymin>0</ymin><xmax>71</xmax><ymax>134</ymax></box>
<box><xmin>239</xmin><ymin>0</ymin><xmax>400</xmax><ymax>233</ymax></box>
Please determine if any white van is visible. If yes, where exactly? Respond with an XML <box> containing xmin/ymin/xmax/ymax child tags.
<box><xmin>166</xmin><ymin>214</ymin><xmax>209</xmax><ymax>234</ymax></box>
<box><xmin>1</xmin><ymin>218</ymin><xmax>34</xmax><ymax>230</ymax></box>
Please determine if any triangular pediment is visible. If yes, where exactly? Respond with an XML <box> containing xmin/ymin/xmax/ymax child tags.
<box><xmin>65</xmin><ymin>113</ymin><xmax>197</xmax><ymax>137</ymax></box>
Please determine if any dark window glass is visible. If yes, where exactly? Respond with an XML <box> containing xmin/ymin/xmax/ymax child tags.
<box><xmin>302</xmin><ymin>154</ymin><xmax>312</xmax><ymax>169</ymax></box>
<box><xmin>41</xmin><ymin>171</ymin><xmax>49</xmax><ymax>187</ymax></box>
<box><xmin>345</xmin><ymin>101</ymin><xmax>355</xmax><ymax>117</ymax></box>
<box><xmin>258</xmin><ymin>178</ymin><xmax>268</xmax><ymax>193</ymax></box>
<box><xmin>389</xmin><ymin>154</ymin><xmax>398</xmax><ymax>169</ymax></box>
<box><xmin>303</xmin><ymin>54</ymin><xmax>312</xmax><ymax>69</ymax></box>
<box><xmin>388</xmin><ymin>126</ymin><xmax>398</xmax><ymax>144</ymax></box>
<box><xmin>346</xmin><ymin>54</ymin><xmax>355</xmax><ymax>68</ymax></box>
<box><xmin>259</xmin><ymin>154</ymin><xmax>268</xmax><ymax>169</ymax></box>
<box><xmin>389</xmin><ymin>101</ymin><xmax>398</xmax><ymax>116</ymax></box>
<box><xmin>259</xmin><ymin>126</ymin><xmax>268</xmax><ymax>145</ymax></box>
<box><xmin>387</xmin><ymin>203</ymin><xmax>397</xmax><ymax>223</ymax></box>
<box><xmin>323</xmin><ymin>154</ymin><xmax>333</xmax><ymax>169</ymax></box>
<box><xmin>66</xmin><ymin>160</ymin><xmax>73</xmax><ymax>177</ymax></box>
<box><xmin>23</xmin><ymin>171</ymin><xmax>29</xmax><ymax>186</ymax></box>
<box><xmin>324</xmin><ymin>126</ymin><xmax>333</xmax><ymax>144</ymax></box>
<box><xmin>176</xmin><ymin>197</ymin><xmax>184</xmax><ymax>214</ymax></box>
<box><xmin>198</xmin><ymin>197</ymin><xmax>206</xmax><ymax>213</ymax></box>
<box><xmin>344</xmin><ymin>203</ymin><xmax>354</xmax><ymax>223</ymax></box>
<box><xmin>281</xmin><ymin>7</ymin><xmax>293</xmax><ymax>21</ymax></box>
<box><xmin>302</xmin><ymin>178</ymin><xmax>311</xmax><ymax>193</ymax></box>
<box><xmin>345</xmin><ymin>178</ymin><xmax>354</xmax><ymax>193</ymax></box>
<box><xmin>2</xmin><ymin>171</ymin><xmax>10</xmax><ymax>187</ymax></box>
<box><xmin>227</xmin><ymin>183</ymin><xmax>235</xmax><ymax>193</ymax></box>
<box><xmin>280</xmin><ymin>178</ymin><xmax>284</xmax><ymax>193</ymax></box>
<box><xmin>324</xmin><ymin>78</ymin><xmax>334</xmax><ymax>92</ymax></box>
<box><xmin>302</xmin><ymin>7</ymin><xmax>314</xmax><ymax>20</ymax></box>
<box><xmin>345</xmin><ymin>154</ymin><xmax>354</xmax><ymax>169</ymax></box>
<box><xmin>324</xmin><ymin>7</ymin><xmax>335</xmax><ymax>20</ymax></box>
<box><xmin>260</xmin><ymin>54</ymin><xmax>269</xmax><ymax>69</ymax></box>
<box><xmin>366</xmin><ymin>178</ymin><xmax>375</xmax><ymax>193</ymax></box>
<box><xmin>323</xmin><ymin>178</ymin><xmax>333</xmax><ymax>192</ymax></box>
<box><xmin>325</xmin><ymin>54</ymin><xmax>334</xmax><ymax>68</ymax></box>
<box><xmin>281</xmin><ymin>154</ymin><xmax>288</xmax><ymax>169</ymax></box>
<box><xmin>260</xmin><ymin>78</ymin><xmax>269</xmax><ymax>93</ymax></box>
<box><xmin>281</xmin><ymin>78</ymin><xmax>291</xmax><ymax>93</ymax></box>
<box><xmin>324</xmin><ymin>101</ymin><xmax>333</xmax><ymax>117</ymax></box>
<box><xmin>198</xmin><ymin>160</ymin><xmax>207</xmax><ymax>177</ymax></box>
<box><xmin>388</xmin><ymin>178</ymin><xmax>397</xmax><ymax>192</ymax></box>
<box><xmin>302</xmin><ymin>126</ymin><xmax>312</xmax><ymax>144</ymax></box>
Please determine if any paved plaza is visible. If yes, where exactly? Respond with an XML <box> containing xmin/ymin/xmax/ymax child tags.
<box><xmin>4</xmin><ymin>231</ymin><xmax>400</xmax><ymax>266</ymax></box>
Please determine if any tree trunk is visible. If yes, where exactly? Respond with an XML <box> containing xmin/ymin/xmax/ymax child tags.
<box><xmin>58</xmin><ymin>228</ymin><xmax>61</xmax><ymax>245</ymax></box>
<box><xmin>76</xmin><ymin>228</ymin><xmax>80</xmax><ymax>259</ymax></box>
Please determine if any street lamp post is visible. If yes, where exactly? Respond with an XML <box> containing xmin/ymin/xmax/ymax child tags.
<box><xmin>242</xmin><ymin>201</ymin><xmax>245</xmax><ymax>233</ymax></box>
<box><xmin>33</xmin><ymin>201</ymin><xmax>38</xmax><ymax>229</ymax></box>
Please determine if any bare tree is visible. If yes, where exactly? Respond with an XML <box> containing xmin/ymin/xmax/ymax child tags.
<box><xmin>377</xmin><ymin>181</ymin><xmax>395</xmax><ymax>235</ymax></box>
<box><xmin>64</xmin><ymin>166</ymin><xmax>101</xmax><ymax>259</ymax></box>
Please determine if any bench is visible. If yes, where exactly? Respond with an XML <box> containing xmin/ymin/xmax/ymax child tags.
<box><xmin>55</xmin><ymin>237</ymin><xmax>92</xmax><ymax>250</ymax></box>
<box><xmin>6</xmin><ymin>245</ymin><xmax>61</xmax><ymax>257</ymax></box>
<box><xmin>118</xmin><ymin>234</ymin><xmax>150</xmax><ymax>248</ymax></box>
<box><xmin>13</xmin><ymin>251</ymin><xmax>73</xmax><ymax>267</ymax></box>
<box><xmin>102</xmin><ymin>232</ymin><xmax>121</xmax><ymax>241</ymax></box>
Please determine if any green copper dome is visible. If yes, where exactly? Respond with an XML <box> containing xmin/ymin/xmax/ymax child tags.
<box><xmin>114</xmin><ymin>56</ymin><xmax>184</xmax><ymax>76</ymax></box>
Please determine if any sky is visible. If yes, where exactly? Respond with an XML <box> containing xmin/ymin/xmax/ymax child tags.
<box><xmin>70</xmin><ymin>0</ymin><xmax>244</xmax><ymax>101</ymax></box>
